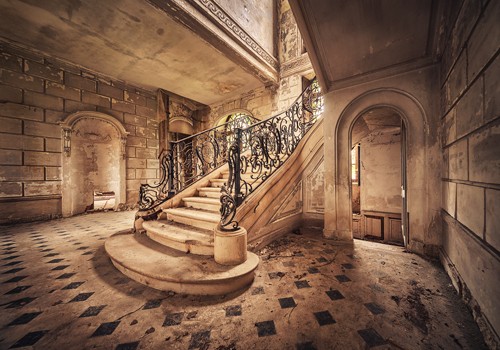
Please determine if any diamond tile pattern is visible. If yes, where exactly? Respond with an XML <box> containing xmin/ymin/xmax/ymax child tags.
<box><xmin>143</xmin><ymin>299</ymin><xmax>162</xmax><ymax>309</ymax></box>
<box><xmin>69</xmin><ymin>292</ymin><xmax>94</xmax><ymax>302</ymax></box>
<box><xmin>364</xmin><ymin>302</ymin><xmax>386</xmax><ymax>315</ymax></box>
<box><xmin>326</xmin><ymin>290</ymin><xmax>345</xmax><ymax>301</ymax></box>
<box><xmin>62</xmin><ymin>282</ymin><xmax>84</xmax><ymax>290</ymax></box>
<box><xmin>0</xmin><ymin>211</ymin><xmax>487</xmax><ymax>350</ymax></box>
<box><xmin>2</xmin><ymin>275</ymin><xmax>27</xmax><ymax>283</ymax></box>
<box><xmin>188</xmin><ymin>330</ymin><xmax>211</xmax><ymax>350</ymax></box>
<box><xmin>314</xmin><ymin>310</ymin><xmax>336</xmax><ymax>326</ymax></box>
<box><xmin>5</xmin><ymin>285</ymin><xmax>31</xmax><ymax>295</ymax></box>
<box><xmin>357</xmin><ymin>328</ymin><xmax>387</xmax><ymax>347</ymax></box>
<box><xmin>8</xmin><ymin>312</ymin><xmax>43</xmax><ymax>326</ymax></box>
<box><xmin>91</xmin><ymin>321</ymin><xmax>121</xmax><ymax>337</ymax></box>
<box><xmin>278</xmin><ymin>297</ymin><xmax>297</xmax><ymax>308</ymax></box>
<box><xmin>225</xmin><ymin>305</ymin><xmax>242</xmax><ymax>317</ymax></box>
<box><xmin>115</xmin><ymin>341</ymin><xmax>140</xmax><ymax>350</ymax></box>
<box><xmin>10</xmin><ymin>330</ymin><xmax>48</xmax><ymax>348</ymax></box>
<box><xmin>295</xmin><ymin>280</ymin><xmax>311</xmax><ymax>289</ymax></box>
<box><xmin>80</xmin><ymin>305</ymin><xmax>107</xmax><ymax>317</ymax></box>
<box><xmin>255</xmin><ymin>320</ymin><xmax>276</xmax><ymax>337</ymax></box>
<box><xmin>335</xmin><ymin>275</ymin><xmax>351</xmax><ymax>282</ymax></box>
<box><xmin>163</xmin><ymin>312</ymin><xmax>184</xmax><ymax>326</ymax></box>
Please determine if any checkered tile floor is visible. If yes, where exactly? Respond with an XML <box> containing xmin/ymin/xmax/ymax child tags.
<box><xmin>0</xmin><ymin>211</ymin><xmax>487</xmax><ymax>349</ymax></box>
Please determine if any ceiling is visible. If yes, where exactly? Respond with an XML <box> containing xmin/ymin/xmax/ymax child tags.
<box><xmin>0</xmin><ymin>0</ymin><xmax>264</xmax><ymax>105</ymax></box>
<box><xmin>290</xmin><ymin>0</ymin><xmax>445</xmax><ymax>92</ymax></box>
<box><xmin>352</xmin><ymin>107</ymin><xmax>402</xmax><ymax>144</ymax></box>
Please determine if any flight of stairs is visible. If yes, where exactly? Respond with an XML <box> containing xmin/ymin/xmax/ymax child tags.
<box><xmin>105</xmin><ymin>170</ymin><xmax>260</xmax><ymax>295</ymax></box>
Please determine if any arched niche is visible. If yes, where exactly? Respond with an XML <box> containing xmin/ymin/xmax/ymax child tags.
<box><xmin>326</xmin><ymin>88</ymin><xmax>430</xmax><ymax>252</ymax></box>
<box><xmin>60</xmin><ymin>112</ymin><xmax>128</xmax><ymax>217</ymax></box>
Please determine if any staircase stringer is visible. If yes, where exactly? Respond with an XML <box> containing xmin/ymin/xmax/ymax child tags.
<box><xmin>233</xmin><ymin>118</ymin><xmax>324</xmax><ymax>249</ymax></box>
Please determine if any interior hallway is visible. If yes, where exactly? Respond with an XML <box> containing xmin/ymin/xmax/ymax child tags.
<box><xmin>0</xmin><ymin>211</ymin><xmax>486</xmax><ymax>349</ymax></box>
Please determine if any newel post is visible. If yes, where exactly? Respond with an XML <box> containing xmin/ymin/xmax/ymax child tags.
<box><xmin>214</xmin><ymin>127</ymin><xmax>247</xmax><ymax>266</ymax></box>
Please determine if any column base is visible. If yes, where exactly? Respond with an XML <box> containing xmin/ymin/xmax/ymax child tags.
<box><xmin>214</xmin><ymin>226</ymin><xmax>248</xmax><ymax>266</ymax></box>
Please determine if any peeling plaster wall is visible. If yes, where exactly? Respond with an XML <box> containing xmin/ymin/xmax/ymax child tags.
<box><xmin>204</xmin><ymin>0</ymin><xmax>307</xmax><ymax>128</ymax></box>
<box><xmin>0</xmin><ymin>43</ymin><xmax>159</xmax><ymax>223</ymax></box>
<box><xmin>68</xmin><ymin>119</ymin><xmax>122</xmax><ymax>215</ymax></box>
<box><xmin>360</xmin><ymin>131</ymin><xmax>402</xmax><ymax>213</ymax></box>
<box><xmin>439</xmin><ymin>0</ymin><xmax>500</xmax><ymax>342</ymax></box>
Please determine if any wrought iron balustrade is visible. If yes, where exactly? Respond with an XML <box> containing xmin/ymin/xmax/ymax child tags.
<box><xmin>138</xmin><ymin>114</ymin><xmax>258</xmax><ymax>211</ymax></box>
<box><xmin>220</xmin><ymin>79</ymin><xmax>323</xmax><ymax>230</ymax></box>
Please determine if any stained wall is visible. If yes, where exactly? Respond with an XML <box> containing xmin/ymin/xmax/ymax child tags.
<box><xmin>0</xmin><ymin>43</ymin><xmax>159</xmax><ymax>223</ymax></box>
<box><xmin>439</xmin><ymin>0</ymin><xmax>500</xmax><ymax>341</ymax></box>
<box><xmin>360</xmin><ymin>131</ymin><xmax>402</xmax><ymax>214</ymax></box>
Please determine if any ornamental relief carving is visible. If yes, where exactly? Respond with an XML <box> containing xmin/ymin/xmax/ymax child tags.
<box><xmin>196</xmin><ymin>0</ymin><xmax>278</xmax><ymax>70</ymax></box>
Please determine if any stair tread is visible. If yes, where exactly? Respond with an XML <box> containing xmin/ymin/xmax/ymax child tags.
<box><xmin>105</xmin><ymin>231</ymin><xmax>259</xmax><ymax>283</ymax></box>
<box><xmin>164</xmin><ymin>207</ymin><xmax>220</xmax><ymax>222</ymax></box>
<box><xmin>183</xmin><ymin>197</ymin><xmax>220</xmax><ymax>204</ymax></box>
<box><xmin>143</xmin><ymin>220</ymin><xmax>213</xmax><ymax>244</ymax></box>
<box><xmin>198</xmin><ymin>187</ymin><xmax>221</xmax><ymax>192</ymax></box>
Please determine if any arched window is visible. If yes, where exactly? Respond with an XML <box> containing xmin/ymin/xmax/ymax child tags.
<box><xmin>216</xmin><ymin>111</ymin><xmax>256</xmax><ymax>129</ymax></box>
<box><xmin>215</xmin><ymin>111</ymin><xmax>257</xmax><ymax>148</ymax></box>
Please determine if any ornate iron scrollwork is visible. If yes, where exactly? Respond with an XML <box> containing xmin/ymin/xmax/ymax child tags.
<box><xmin>138</xmin><ymin>114</ymin><xmax>257</xmax><ymax>212</ymax></box>
<box><xmin>219</xmin><ymin>79</ymin><xmax>323</xmax><ymax>230</ymax></box>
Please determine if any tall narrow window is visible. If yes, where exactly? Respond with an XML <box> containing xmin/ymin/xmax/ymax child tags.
<box><xmin>351</xmin><ymin>143</ymin><xmax>360</xmax><ymax>185</ymax></box>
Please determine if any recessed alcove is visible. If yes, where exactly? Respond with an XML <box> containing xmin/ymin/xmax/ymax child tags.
<box><xmin>60</xmin><ymin>112</ymin><xmax>128</xmax><ymax>217</ymax></box>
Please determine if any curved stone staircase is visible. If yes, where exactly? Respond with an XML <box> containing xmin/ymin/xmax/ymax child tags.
<box><xmin>105</xmin><ymin>170</ymin><xmax>260</xmax><ymax>295</ymax></box>
<box><xmin>106</xmin><ymin>80</ymin><xmax>322</xmax><ymax>296</ymax></box>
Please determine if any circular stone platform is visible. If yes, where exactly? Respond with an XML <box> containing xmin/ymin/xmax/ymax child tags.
<box><xmin>105</xmin><ymin>231</ymin><xmax>259</xmax><ymax>295</ymax></box>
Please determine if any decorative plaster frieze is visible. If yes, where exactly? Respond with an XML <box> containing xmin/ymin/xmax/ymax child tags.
<box><xmin>280</xmin><ymin>53</ymin><xmax>313</xmax><ymax>78</ymax></box>
<box><xmin>194</xmin><ymin>0</ymin><xmax>279</xmax><ymax>70</ymax></box>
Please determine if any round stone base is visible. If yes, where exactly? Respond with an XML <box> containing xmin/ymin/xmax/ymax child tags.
<box><xmin>214</xmin><ymin>226</ymin><xmax>248</xmax><ymax>266</ymax></box>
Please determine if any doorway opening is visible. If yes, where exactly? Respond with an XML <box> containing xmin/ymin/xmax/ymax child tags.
<box><xmin>350</xmin><ymin>107</ymin><xmax>407</xmax><ymax>246</ymax></box>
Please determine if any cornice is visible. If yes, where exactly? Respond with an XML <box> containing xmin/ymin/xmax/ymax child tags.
<box><xmin>195</xmin><ymin>0</ymin><xmax>278</xmax><ymax>70</ymax></box>
<box><xmin>280</xmin><ymin>53</ymin><xmax>313</xmax><ymax>78</ymax></box>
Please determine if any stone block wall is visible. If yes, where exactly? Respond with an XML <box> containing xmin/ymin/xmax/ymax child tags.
<box><xmin>0</xmin><ymin>43</ymin><xmax>158</xmax><ymax>223</ymax></box>
<box><xmin>440</xmin><ymin>0</ymin><xmax>499</xmax><ymax>343</ymax></box>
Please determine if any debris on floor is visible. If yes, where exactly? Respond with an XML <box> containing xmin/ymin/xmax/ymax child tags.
<box><xmin>0</xmin><ymin>211</ymin><xmax>488</xmax><ymax>349</ymax></box>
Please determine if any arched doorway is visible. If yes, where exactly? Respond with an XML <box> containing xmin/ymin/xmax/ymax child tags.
<box><xmin>60</xmin><ymin>112</ymin><xmax>128</xmax><ymax>217</ymax></box>
<box><xmin>350</xmin><ymin>107</ymin><xmax>407</xmax><ymax>246</ymax></box>
<box><xmin>326</xmin><ymin>88</ymin><xmax>433</xmax><ymax>253</ymax></box>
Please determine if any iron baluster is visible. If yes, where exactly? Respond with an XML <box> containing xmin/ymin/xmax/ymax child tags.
<box><xmin>234</xmin><ymin>128</ymin><xmax>242</xmax><ymax>206</ymax></box>
<box><xmin>167</xmin><ymin>142</ymin><xmax>175</xmax><ymax>196</ymax></box>
<box><xmin>219</xmin><ymin>79</ymin><xmax>323</xmax><ymax>230</ymax></box>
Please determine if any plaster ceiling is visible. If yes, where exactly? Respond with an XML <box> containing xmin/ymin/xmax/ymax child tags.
<box><xmin>352</xmin><ymin>107</ymin><xmax>401</xmax><ymax>144</ymax></box>
<box><xmin>0</xmin><ymin>0</ymin><xmax>264</xmax><ymax>105</ymax></box>
<box><xmin>290</xmin><ymin>0</ymin><xmax>443</xmax><ymax>91</ymax></box>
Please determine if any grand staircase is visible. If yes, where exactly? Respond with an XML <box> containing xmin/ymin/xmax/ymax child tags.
<box><xmin>105</xmin><ymin>80</ymin><xmax>322</xmax><ymax>295</ymax></box>
<box><xmin>105</xmin><ymin>168</ymin><xmax>260</xmax><ymax>295</ymax></box>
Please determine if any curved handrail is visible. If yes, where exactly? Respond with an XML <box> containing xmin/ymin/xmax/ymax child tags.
<box><xmin>138</xmin><ymin>114</ymin><xmax>258</xmax><ymax>212</ymax></box>
<box><xmin>220</xmin><ymin>79</ymin><xmax>323</xmax><ymax>230</ymax></box>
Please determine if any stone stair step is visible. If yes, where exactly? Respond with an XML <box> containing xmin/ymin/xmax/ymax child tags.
<box><xmin>164</xmin><ymin>207</ymin><xmax>219</xmax><ymax>230</ymax></box>
<box><xmin>182</xmin><ymin>196</ymin><xmax>220</xmax><ymax>212</ymax></box>
<box><xmin>198</xmin><ymin>187</ymin><xmax>221</xmax><ymax>198</ymax></box>
<box><xmin>209</xmin><ymin>179</ymin><xmax>227</xmax><ymax>188</ymax></box>
<box><xmin>105</xmin><ymin>231</ymin><xmax>259</xmax><ymax>295</ymax></box>
<box><xmin>221</xmin><ymin>173</ymin><xmax>259</xmax><ymax>181</ymax></box>
<box><xmin>142</xmin><ymin>220</ymin><xmax>213</xmax><ymax>256</ymax></box>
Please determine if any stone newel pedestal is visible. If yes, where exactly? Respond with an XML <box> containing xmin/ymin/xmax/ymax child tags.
<box><xmin>214</xmin><ymin>226</ymin><xmax>248</xmax><ymax>266</ymax></box>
